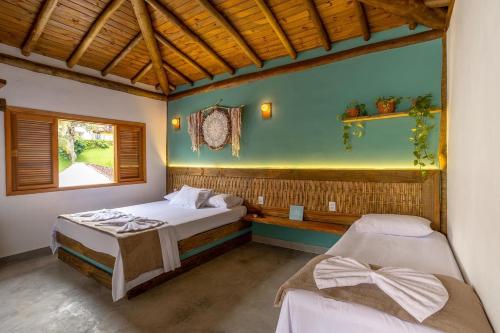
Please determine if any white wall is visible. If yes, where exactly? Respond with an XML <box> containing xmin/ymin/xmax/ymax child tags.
<box><xmin>447</xmin><ymin>0</ymin><xmax>500</xmax><ymax>330</ymax></box>
<box><xmin>0</xmin><ymin>47</ymin><xmax>167</xmax><ymax>258</ymax></box>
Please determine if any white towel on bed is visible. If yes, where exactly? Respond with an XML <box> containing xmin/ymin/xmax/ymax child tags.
<box><xmin>313</xmin><ymin>257</ymin><xmax>449</xmax><ymax>322</ymax></box>
<box><xmin>70</xmin><ymin>209</ymin><xmax>164</xmax><ymax>233</ymax></box>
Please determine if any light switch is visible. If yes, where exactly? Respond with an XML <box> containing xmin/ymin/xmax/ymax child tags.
<box><xmin>328</xmin><ymin>201</ymin><xmax>337</xmax><ymax>212</ymax></box>
<box><xmin>258</xmin><ymin>196</ymin><xmax>265</xmax><ymax>205</ymax></box>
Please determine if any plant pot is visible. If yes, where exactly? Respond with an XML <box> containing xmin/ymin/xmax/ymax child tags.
<box><xmin>345</xmin><ymin>108</ymin><xmax>360</xmax><ymax>118</ymax></box>
<box><xmin>376</xmin><ymin>100</ymin><xmax>396</xmax><ymax>114</ymax></box>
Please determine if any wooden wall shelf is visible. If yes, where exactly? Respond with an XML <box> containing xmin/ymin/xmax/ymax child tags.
<box><xmin>342</xmin><ymin>109</ymin><xmax>441</xmax><ymax>123</ymax></box>
<box><xmin>243</xmin><ymin>214</ymin><xmax>349</xmax><ymax>235</ymax></box>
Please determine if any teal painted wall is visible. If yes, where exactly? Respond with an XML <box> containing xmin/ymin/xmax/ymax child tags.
<box><xmin>167</xmin><ymin>27</ymin><xmax>442</xmax><ymax>169</ymax></box>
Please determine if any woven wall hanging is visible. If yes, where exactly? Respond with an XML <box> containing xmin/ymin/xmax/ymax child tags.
<box><xmin>187</xmin><ymin>104</ymin><xmax>243</xmax><ymax>157</ymax></box>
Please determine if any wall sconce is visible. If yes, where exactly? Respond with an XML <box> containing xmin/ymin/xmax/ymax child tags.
<box><xmin>171</xmin><ymin>117</ymin><xmax>181</xmax><ymax>130</ymax></box>
<box><xmin>261</xmin><ymin>102</ymin><xmax>272</xmax><ymax>119</ymax></box>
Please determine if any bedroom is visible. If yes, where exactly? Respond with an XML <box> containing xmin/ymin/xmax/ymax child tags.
<box><xmin>0</xmin><ymin>0</ymin><xmax>498</xmax><ymax>332</ymax></box>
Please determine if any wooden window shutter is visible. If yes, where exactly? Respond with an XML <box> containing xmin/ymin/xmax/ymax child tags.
<box><xmin>116</xmin><ymin>124</ymin><xmax>146</xmax><ymax>183</ymax></box>
<box><xmin>5</xmin><ymin>109</ymin><xmax>58</xmax><ymax>194</ymax></box>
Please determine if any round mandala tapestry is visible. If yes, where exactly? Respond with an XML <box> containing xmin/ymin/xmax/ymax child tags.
<box><xmin>202</xmin><ymin>109</ymin><xmax>231</xmax><ymax>150</ymax></box>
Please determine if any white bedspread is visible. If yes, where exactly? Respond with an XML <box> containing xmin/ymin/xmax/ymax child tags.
<box><xmin>276</xmin><ymin>224</ymin><xmax>463</xmax><ymax>333</ymax></box>
<box><xmin>51</xmin><ymin>201</ymin><xmax>247</xmax><ymax>301</ymax></box>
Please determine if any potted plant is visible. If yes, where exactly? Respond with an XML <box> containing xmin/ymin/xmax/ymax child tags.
<box><xmin>343</xmin><ymin>100</ymin><xmax>367</xmax><ymax>118</ymax></box>
<box><xmin>375</xmin><ymin>96</ymin><xmax>402</xmax><ymax>114</ymax></box>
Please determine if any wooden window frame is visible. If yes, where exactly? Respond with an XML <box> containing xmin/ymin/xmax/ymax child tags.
<box><xmin>5</xmin><ymin>106</ymin><xmax>147</xmax><ymax>196</ymax></box>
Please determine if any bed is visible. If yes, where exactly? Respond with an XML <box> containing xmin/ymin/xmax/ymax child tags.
<box><xmin>51</xmin><ymin>200</ymin><xmax>249</xmax><ymax>301</ymax></box>
<box><xmin>275</xmin><ymin>222</ymin><xmax>464</xmax><ymax>333</ymax></box>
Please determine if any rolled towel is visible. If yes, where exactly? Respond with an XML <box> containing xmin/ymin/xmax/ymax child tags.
<box><xmin>313</xmin><ymin>256</ymin><xmax>449</xmax><ymax>322</ymax></box>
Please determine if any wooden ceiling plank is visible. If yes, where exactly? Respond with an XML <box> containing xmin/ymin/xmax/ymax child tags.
<box><xmin>154</xmin><ymin>32</ymin><xmax>213</xmax><ymax>80</ymax></box>
<box><xmin>163</xmin><ymin>62</ymin><xmax>194</xmax><ymax>85</ymax></box>
<box><xmin>67</xmin><ymin>0</ymin><xmax>127</xmax><ymax>68</ymax></box>
<box><xmin>102</xmin><ymin>33</ymin><xmax>143</xmax><ymax>76</ymax></box>
<box><xmin>131</xmin><ymin>62</ymin><xmax>153</xmax><ymax>84</ymax></box>
<box><xmin>424</xmin><ymin>0</ymin><xmax>450</xmax><ymax>7</ymax></box>
<box><xmin>303</xmin><ymin>0</ymin><xmax>331</xmax><ymax>51</ymax></box>
<box><xmin>354</xmin><ymin>1</ymin><xmax>371</xmax><ymax>41</ymax></box>
<box><xmin>0</xmin><ymin>52</ymin><xmax>165</xmax><ymax>100</ymax></box>
<box><xmin>196</xmin><ymin>0</ymin><xmax>262</xmax><ymax>68</ymax></box>
<box><xmin>254</xmin><ymin>0</ymin><xmax>296</xmax><ymax>59</ymax></box>
<box><xmin>356</xmin><ymin>0</ymin><xmax>445</xmax><ymax>29</ymax></box>
<box><xmin>131</xmin><ymin>0</ymin><xmax>170</xmax><ymax>95</ymax></box>
<box><xmin>21</xmin><ymin>0</ymin><xmax>59</xmax><ymax>56</ymax></box>
<box><xmin>146</xmin><ymin>0</ymin><xmax>234</xmax><ymax>74</ymax></box>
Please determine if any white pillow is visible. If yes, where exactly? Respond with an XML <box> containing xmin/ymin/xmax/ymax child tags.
<box><xmin>163</xmin><ymin>191</ymin><xmax>178</xmax><ymax>201</ymax></box>
<box><xmin>355</xmin><ymin>214</ymin><xmax>433</xmax><ymax>237</ymax></box>
<box><xmin>205</xmin><ymin>193</ymin><xmax>243</xmax><ymax>208</ymax></box>
<box><xmin>168</xmin><ymin>185</ymin><xmax>213</xmax><ymax>209</ymax></box>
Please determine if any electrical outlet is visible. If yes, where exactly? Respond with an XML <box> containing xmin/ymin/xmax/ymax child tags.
<box><xmin>328</xmin><ymin>201</ymin><xmax>337</xmax><ymax>212</ymax></box>
<box><xmin>258</xmin><ymin>196</ymin><xmax>265</xmax><ymax>205</ymax></box>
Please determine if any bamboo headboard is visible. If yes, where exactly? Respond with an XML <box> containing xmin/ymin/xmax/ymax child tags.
<box><xmin>167</xmin><ymin>167</ymin><xmax>442</xmax><ymax>232</ymax></box>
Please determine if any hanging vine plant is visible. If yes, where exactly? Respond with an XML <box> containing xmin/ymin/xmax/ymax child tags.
<box><xmin>338</xmin><ymin>101</ymin><xmax>367</xmax><ymax>151</ymax></box>
<box><xmin>408</xmin><ymin>94</ymin><xmax>436</xmax><ymax>174</ymax></box>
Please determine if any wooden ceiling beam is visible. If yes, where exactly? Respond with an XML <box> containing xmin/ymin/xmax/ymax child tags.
<box><xmin>408</xmin><ymin>21</ymin><xmax>417</xmax><ymax>30</ymax></box>
<box><xmin>424</xmin><ymin>0</ymin><xmax>450</xmax><ymax>7</ymax></box>
<box><xmin>131</xmin><ymin>0</ymin><xmax>170</xmax><ymax>95</ymax></box>
<box><xmin>133</xmin><ymin>61</ymin><xmax>193</xmax><ymax>86</ymax></box>
<box><xmin>0</xmin><ymin>53</ymin><xmax>165</xmax><ymax>101</ymax></box>
<box><xmin>303</xmin><ymin>0</ymin><xmax>331</xmax><ymax>51</ymax></box>
<box><xmin>67</xmin><ymin>0</ymin><xmax>126</xmax><ymax>68</ymax></box>
<box><xmin>254</xmin><ymin>0</ymin><xmax>296</xmax><ymax>59</ymax></box>
<box><xmin>356</xmin><ymin>0</ymin><xmax>446</xmax><ymax>29</ymax></box>
<box><xmin>102</xmin><ymin>33</ymin><xmax>143</xmax><ymax>76</ymax></box>
<box><xmin>154</xmin><ymin>32</ymin><xmax>213</xmax><ymax>80</ymax></box>
<box><xmin>156</xmin><ymin>83</ymin><xmax>175</xmax><ymax>92</ymax></box>
<box><xmin>146</xmin><ymin>0</ymin><xmax>234</xmax><ymax>74</ymax></box>
<box><xmin>21</xmin><ymin>0</ymin><xmax>59</xmax><ymax>56</ymax></box>
<box><xmin>353</xmin><ymin>1</ymin><xmax>371</xmax><ymax>41</ymax></box>
<box><xmin>196</xmin><ymin>0</ymin><xmax>262</xmax><ymax>68</ymax></box>
<box><xmin>163</xmin><ymin>63</ymin><xmax>193</xmax><ymax>86</ymax></box>
<box><xmin>131</xmin><ymin>62</ymin><xmax>152</xmax><ymax>84</ymax></box>
<box><xmin>0</xmin><ymin>79</ymin><xmax>6</xmax><ymax>89</ymax></box>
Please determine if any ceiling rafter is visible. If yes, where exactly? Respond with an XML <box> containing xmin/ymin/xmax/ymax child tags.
<box><xmin>145</xmin><ymin>0</ymin><xmax>234</xmax><ymax>75</ymax></box>
<box><xmin>162</xmin><ymin>63</ymin><xmax>193</xmax><ymax>86</ymax></box>
<box><xmin>356</xmin><ymin>0</ymin><xmax>446</xmax><ymax>29</ymax></box>
<box><xmin>254</xmin><ymin>0</ymin><xmax>296</xmax><ymax>60</ymax></box>
<box><xmin>131</xmin><ymin>62</ymin><xmax>152</xmax><ymax>84</ymax></box>
<box><xmin>21</xmin><ymin>0</ymin><xmax>59</xmax><ymax>56</ymax></box>
<box><xmin>408</xmin><ymin>21</ymin><xmax>417</xmax><ymax>30</ymax></box>
<box><xmin>130</xmin><ymin>0</ymin><xmax>170</xmax><ymax>95</ymax></box>
<box><xmin>102</xmin><ymin>33</ymin><xmax>143</xmax><ymax>76</ymax></box>
<box><xmin>154</xmin><ymin>32</ymin><xmax>213</xmax><ymax>80</ymax></box>
<box><xmin>197</xmin><ymin>0</ymin><xmax>263</xmax><ymax>68</ymax></box>
<box><xmin>303</xmin><ymin>0</ymin><xmax>331</xmax><ymax>51</ymax></box>
<box><xmin>353</xmin><ymin>1</ymin><xmax>371</xmax><ymax>41</ymax></box>
<box><xmin>67</xmin><ymin>0</ymin><xmax>126</xmax><ymax>68</ymax></box>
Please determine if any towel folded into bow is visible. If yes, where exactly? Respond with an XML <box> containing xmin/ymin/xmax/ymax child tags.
<box><xmin>69</xmin><ymin>209</ymin><xmax>164</xmax><ymax>233</ymax></box>
<box><xmin>314</xmin><ymin>257</ymin><xmax>449</xmax><ymax>322</ymax></box>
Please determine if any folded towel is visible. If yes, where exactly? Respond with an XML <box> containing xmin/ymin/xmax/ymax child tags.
<box><xmin>69</xmin><ymin>209</ymin><xmax>128</xmax><ymax>222</ymax></box>
<box><xmin>313</xmin><ymin>257</ymin><xmax>449</xmax><ymax>322</ymax></box>
<box><xmin>97</xmin><ymin>218</ymin><xmax>164</xmax><ymax>233</ymax></box>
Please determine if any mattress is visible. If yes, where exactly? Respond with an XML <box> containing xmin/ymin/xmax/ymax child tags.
<box><xmin>275</xmin><ymin>224</ymin><xmax>463</xmax><ymax>333</ymax></box>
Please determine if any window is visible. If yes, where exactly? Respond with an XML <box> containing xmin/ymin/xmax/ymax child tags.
<box><xmin>5</xmin><ymin>106</ymin><xmax>146</xmax><ymax>195</ymax></box>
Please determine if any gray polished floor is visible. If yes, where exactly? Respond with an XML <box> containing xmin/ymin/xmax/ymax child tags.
<box><xmin>0</xmin><ymin>242</ymin><xmax>314</xmax><ymax>333</ymax></box>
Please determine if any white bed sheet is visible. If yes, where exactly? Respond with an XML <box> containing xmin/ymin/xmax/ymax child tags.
<box><xmin>276</xmin><ymin>225</ymin><xmax>463</xmax><ymax>333</ymax></box>
<box><xmin>51</xmin><ymin>200</ymin><xmax>247</xmax><ymax>301</ymax></box>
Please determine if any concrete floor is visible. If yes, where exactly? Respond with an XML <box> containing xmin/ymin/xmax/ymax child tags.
<box><xmin>0</xmin><ymin>242</ymin><xmax>314</xmax><ymax>333</ymax></box>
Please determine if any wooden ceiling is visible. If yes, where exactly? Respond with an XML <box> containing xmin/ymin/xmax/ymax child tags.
<box><xmin>0</xmin><ymin>0</ymin><xmax>451</xmax><ymax>96</ymax></box>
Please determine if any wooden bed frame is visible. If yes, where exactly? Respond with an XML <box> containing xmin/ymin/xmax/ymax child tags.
<box><xmin>56</xmin><ymin>167</ymin><xmax>441</xmax><ymax>298</ymax></box>
<box><xmin>56</xmin><ymin>219</ymin><xmax>251</xmax><ymax>298</ymax></box>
